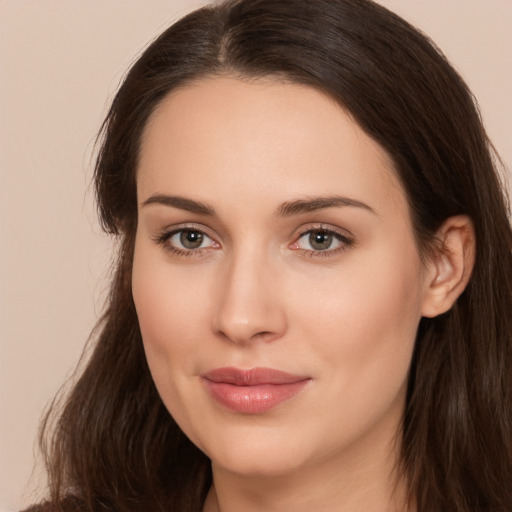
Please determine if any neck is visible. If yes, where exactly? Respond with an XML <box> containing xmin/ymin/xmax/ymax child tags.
<box><xmin>203</xmin><ymin>432</ymin><xmax>411</xmax><ymax>512</ymax></box>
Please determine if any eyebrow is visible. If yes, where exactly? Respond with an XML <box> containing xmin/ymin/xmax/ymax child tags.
<box><xmin>275</xmin><ymin>196</ymin><xmax>377</xmax><ymax>217</ymax></box>
<box><xmin>141</xmin><ymin>194</ymin><xmax>216</xmax><ymax>216</ymax></box>
<box><xmin>141</xmin><ymin>193</ymin><xmax>376</xmax><ymax>217</ymax></box>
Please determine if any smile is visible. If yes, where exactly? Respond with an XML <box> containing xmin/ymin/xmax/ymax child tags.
<box><xmin>201</xmin><ymin>367</ymin><xmax>311</xmax><ymax>414</ymax></box>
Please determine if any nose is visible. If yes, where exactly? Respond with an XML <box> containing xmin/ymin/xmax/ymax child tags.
<box><xmin>211</xmin><ymin>249</ymin><xmax>287</xmax><ymax>345</ymax></box>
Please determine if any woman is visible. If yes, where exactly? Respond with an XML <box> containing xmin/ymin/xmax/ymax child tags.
<box><xmin>29</xmin><ymin>0</ymin><xmax>512</xmax><ymax>511</ymax></box>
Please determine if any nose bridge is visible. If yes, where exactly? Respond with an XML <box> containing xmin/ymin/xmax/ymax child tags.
<box><xmin>212</xmin><ymin>243</ymin><xmax>286</xmax><ymax>344</ymax></box>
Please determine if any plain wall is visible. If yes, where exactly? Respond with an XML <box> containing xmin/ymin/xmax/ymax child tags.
<box><xmin>0</xmin><ymin>1</ymin><xmax>510</xmax><ymax>510</ymax></box>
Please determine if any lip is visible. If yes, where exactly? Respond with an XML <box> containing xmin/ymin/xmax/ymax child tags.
<box><xmin>201</xmin><ymin>367</ymin><xmax>311</xmax><ymax>414</ymax></box>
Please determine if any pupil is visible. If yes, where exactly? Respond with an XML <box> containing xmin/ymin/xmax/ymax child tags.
<box><xmin>309</xmin><ymin>231</ymin><xmax>332</xmax><ymax>250</ymax></box>
<box><xmin>180</xmin><ymin>230</ymin><xmax>203</xmax><ymax>249</ymax></box>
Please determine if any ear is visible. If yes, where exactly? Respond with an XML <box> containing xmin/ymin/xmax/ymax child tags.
<box><xmin>421</xmin><ymin>215</ymin><xmax>476</xmax><ymax>318</ymax></box>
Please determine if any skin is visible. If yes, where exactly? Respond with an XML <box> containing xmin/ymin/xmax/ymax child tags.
<box><xmin>132</xmin><ymin>76</ymin><xmax>474</xmax><ymax>512</ymax></box>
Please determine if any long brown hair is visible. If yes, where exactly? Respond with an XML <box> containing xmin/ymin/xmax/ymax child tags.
<box><xmin>32</xmin><ymin>1</ymin><xmax>512</xmax><ymax>511</ymax></box>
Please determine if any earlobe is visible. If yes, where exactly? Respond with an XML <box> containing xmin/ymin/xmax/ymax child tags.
<box><xmin>421</xmin><ymin>215</ymin><xmax>476</xmax><ymax>318</ymax></box>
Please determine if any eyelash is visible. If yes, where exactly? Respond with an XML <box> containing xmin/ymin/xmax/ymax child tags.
<box><xmin>153</xmin><ymin>224</ymin><xmax>218</xmax><ymax>258</ymax></box>
<box><xmin>153</xmin><ymin>224</ymin><xmax>354</xmax><ymax>259</ymax></box>
<box><xmin>291</xmin><ymin>224</ymin><xmax>354</xmax><ymax>258</ymax></box>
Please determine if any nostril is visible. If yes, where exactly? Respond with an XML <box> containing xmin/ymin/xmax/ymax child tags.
<box><xmin>213</xmin><ymin>321</ymin><xmax>284</xmax><ymax>345</ymax></box>
<box><xmin>254</xmin><ymin>331</ymin><xmax>279</xmax><ymax>343</ymax></box>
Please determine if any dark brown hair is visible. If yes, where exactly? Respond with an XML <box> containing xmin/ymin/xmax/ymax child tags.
<box><xmin>31</xmin><ymin>1</ymin><xmax>512</xmax><ymax>511</ymax></box>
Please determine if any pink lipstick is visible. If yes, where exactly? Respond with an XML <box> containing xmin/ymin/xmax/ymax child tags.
<box><xmin>201</xmin><ymin>367</ymin><xmax>310</xmax><ymax>414</ymax></box>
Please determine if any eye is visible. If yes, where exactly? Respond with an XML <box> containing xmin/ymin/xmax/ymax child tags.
<box><xmin>155</xmin><ymin>226</ymin><xmax>220</xmax><ymax>256</ymax></box>
<box><xmin>301</xmin><ymin>230</ymin><xmax>338</xmax><ymax>251</ymax></box>
<box><xmin>291</xmin><ymin>226</ymin><xmax>353</xmax><ymax>256</ymax></box>
<box><xmin>170</xmin><ymin>229</ymin><xmax>211</xmax><ymax>250</ymax></box>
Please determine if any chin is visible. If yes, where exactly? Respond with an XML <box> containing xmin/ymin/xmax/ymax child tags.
<box><xmin>199</xmin><ymin>425</ymin><xmax>315</xmax><ymax>477</ymax></box>
<box><xmin>212</xmin><ymin>450</ymin><xmax>309</xmax><ymax>478</ymax></box>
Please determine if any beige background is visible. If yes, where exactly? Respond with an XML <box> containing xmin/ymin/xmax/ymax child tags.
<box><xmin>0</xmin><ymin>1</ymin><xmax>510</xmax><ymax>510</ymax></box>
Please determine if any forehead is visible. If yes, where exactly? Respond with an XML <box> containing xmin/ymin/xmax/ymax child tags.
<box><xmin>137</xmin><ymin>76</ymin><xmax>406</xmax><ymax>217</ymax></box>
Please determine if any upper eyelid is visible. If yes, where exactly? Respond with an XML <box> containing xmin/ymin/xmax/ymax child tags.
<box><xmin>158</xmin><ymin>223</ymin><xmax>218</xmax><ymax>239</ymax></box>
<box><xmin>293</xmin><ymin>223</ymin><xmax>353</xmax><ymax>240</ymax></box>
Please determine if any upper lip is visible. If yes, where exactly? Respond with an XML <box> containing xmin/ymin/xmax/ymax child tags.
<box><xmin>202</xmin><ymin>367</ymin><xmax>310</xmax><ymax>386</ymax></box>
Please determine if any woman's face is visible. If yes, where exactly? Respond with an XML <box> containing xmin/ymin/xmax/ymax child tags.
<box><xmin>133</xmin><ymin>77</ymin><xmax>433</xmax><ymax>477</ymax></box>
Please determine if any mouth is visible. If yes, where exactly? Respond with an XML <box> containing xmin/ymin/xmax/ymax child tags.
<box><xmin>201</xmin><ymin>367</ymin><xmax>311</xmax><ymax>414</ymax></box>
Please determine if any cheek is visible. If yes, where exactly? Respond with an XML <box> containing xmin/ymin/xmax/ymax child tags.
<box><xmin>132</xmin><ymin>240</ymin><xmax>207</xmax><ymax>380</ymax></box>
<box><xmin>131</xmin><ymin>240</ymin><xmax>215</xmax><ymax>437</ymax></box>
<box><xmin>293</xmin><ymin>240</ymin><xmax>424</xmax><ymax>408</ymax></box>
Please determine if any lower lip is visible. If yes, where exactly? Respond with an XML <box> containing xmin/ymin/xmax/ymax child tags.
<box><xmin>202</xmin><ymin>379</ymin><xmax>310</xmax><ymax>414</ymax></box>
